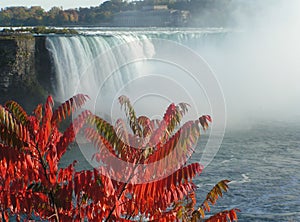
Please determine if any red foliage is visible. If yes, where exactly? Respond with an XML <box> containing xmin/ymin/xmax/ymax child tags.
<box><xmin>0</xmin><ymin>94</ymin><xmax>238</xmax><ymax>221</ymax></box>
<box><xmin>0</xmin><ymin>94</ymin><xmax>89</xmax><ymax>220</ymax></box>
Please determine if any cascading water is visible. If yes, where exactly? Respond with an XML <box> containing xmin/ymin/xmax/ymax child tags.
<box><xmin>45</xmin><ymin>29</ymin><xmax>229</xmax><ymax>109</ymax></box>
<box><xmin>46</xmin><ymin>34</ymin><xmax>155</xmax><ymax>102</ymax></box>
<box><xmin>45</xmin><ymin>29</ymin><xmax>233</xmax><ymax>128</ymax></box>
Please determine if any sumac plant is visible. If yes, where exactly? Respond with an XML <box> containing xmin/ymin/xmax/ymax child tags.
<box><xmin>0</xmin><ymin>94</ymin><xmax>239</xmax><ymax>221</ymax></box>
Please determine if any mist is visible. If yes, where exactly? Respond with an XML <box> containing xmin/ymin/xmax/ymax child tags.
<box><xmin>200</xmin><ymin>0</ymin><xmax>300</xmax><ymax>128</ymax></box>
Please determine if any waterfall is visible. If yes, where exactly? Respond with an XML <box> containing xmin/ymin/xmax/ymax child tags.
<box><xmin>46</xmin><ymin>34</ymin><xmax>153</xmax><ymax>101</ymax></box>
<box><xmin>45</xmin><ymin>29</ymin><xmax>229</xmax><ymax>121</ymax></box>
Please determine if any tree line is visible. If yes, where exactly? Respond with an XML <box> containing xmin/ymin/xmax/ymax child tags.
<box><xmin>0</xmin><ymin>0</ymin><xmax>246</xmax><ymax>27</ymax></box>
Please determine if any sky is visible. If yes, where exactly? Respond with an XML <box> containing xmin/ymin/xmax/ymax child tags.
<box><xmin>0</xmin><ymin>0</ymin><xmax>103</xmax><ymax>11</ymax></box>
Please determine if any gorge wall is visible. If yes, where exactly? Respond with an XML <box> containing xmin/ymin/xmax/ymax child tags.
<box><xmin>0</xmin><ymin>34</ymin><xmax>53</xmax><ymax>111</ymax></box>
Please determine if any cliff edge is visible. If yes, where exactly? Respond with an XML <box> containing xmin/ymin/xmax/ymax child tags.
<box><xmin>0</xmin><ymin>34</ymin><xmax>53</xmax><ymax>111</ymax></box>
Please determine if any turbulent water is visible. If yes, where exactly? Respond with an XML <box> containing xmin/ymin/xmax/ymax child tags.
<box><xmin>47</xmin><ymin>28</ymin><xmax>300</xmax><ymax>221</ymax></box>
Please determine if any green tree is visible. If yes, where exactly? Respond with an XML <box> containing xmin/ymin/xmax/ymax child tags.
<box><xmin>0</xmin><ymin>10</ymin><xmax>13</xmax><ymax>25</ymax></box>
<box><xmin>27</xmin><ymin>6</ymin><xmax>45</xmax><ymax>25</ymax></box>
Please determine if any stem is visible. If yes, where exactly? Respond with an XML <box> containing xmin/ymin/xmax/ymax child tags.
<box><xmin>105</xmin><ymin>177</ymin><xmax>137</xmax><ymax>221</ymax></box>
<box><xmin>50</xmin><ymin>192</ymin><xmax>60</xmax><ymax>222</ymax></box>
<box><xmin>35</xmin><ymin>143</ymin><xmax>60</xmax><ymax>222</ymax></box>
<box><xmin>105</xmin><ymin>150</ymin><xmax>144</xmax><ymax>221</ymax></box>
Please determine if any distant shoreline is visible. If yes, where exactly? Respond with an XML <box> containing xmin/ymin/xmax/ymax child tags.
<box><xmin>0</xmin><ymin>2</ymin><xmax>237</xmax><ymax>28</ymax></box>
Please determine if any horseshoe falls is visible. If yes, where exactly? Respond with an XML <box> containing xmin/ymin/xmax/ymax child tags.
<box><xmin>45</xmin><ymin>29</ymin><xmax>229</xmax><ymax>118</ymax></box>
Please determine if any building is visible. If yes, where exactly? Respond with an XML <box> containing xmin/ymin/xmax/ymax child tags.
<box><xmin>112</xmin><ymin>5</ymin><xmax>189</xmax><ymax>27</ymax></box>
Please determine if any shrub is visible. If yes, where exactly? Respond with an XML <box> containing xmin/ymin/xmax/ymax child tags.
<box><xmin>0</xmin><ymin>94</ymin><xmax>239</xmax><ymax>221</ymax></box>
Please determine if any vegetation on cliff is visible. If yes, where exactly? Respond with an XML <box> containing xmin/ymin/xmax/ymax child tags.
<box><xmin>1</xmin><ymin>26</ymin><xmax>78</xmax><ymax>35</ymax></box>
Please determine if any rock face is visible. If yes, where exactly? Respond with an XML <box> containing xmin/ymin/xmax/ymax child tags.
<box><xmin>0</xmin><ymin>34</ymin><xmax>53</xmax><ymax>111</ymax></box>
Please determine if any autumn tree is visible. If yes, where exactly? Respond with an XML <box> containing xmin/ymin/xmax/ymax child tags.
<box><xmin>83</xmin><ymin>95</ymin><xmax>239</xmax><ymax>221</ymax></box>
<box><xmin>0</xmin><ymin>94</ymin><xmax>239</xmax><ymax>221</ymax></box>
<box><xmin>0</xmin><ymin>94</ymin><xmax>90</xmax><ymax>220</ymax></box>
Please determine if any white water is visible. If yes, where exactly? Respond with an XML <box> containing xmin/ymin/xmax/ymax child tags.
<box><xmin>45</xmin><ymin>30</ymin><xmax>229</xmax><ymax>124</ymax></box>
<box><xmin>46</xmin><ymin>34</ymin><xmax>152</xmax><ymax>101</ymax></box>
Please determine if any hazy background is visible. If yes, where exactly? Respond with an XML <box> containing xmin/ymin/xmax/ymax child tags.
<box><xmin>201</xmin><ymin>0</ymin><xmax>300</xmax><ymax>128</ymax></box>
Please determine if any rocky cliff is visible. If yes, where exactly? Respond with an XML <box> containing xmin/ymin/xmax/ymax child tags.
<box><xmin>0</xmin><ymin>34</ymin><xmax>53</xmax><ymax>111</ymax></box>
